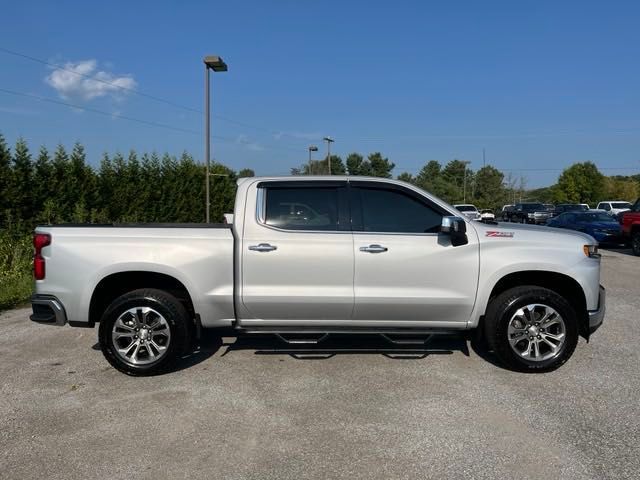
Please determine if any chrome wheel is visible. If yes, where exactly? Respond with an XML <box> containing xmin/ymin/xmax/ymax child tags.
<box><xmin>112</xmin><ymin>307</ymin><xmax>171</xmax><ymax>366</ymax></box>
<box><xmin>507</xmin><ymin>304</ymin><xmax>566</xmax><ymax>362</ymax></box>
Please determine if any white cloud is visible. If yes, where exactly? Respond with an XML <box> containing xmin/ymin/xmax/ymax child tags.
<box><xmin>274</xmin><ymin>131</ymin><xmax>322</xmax><ymax>141</ymax></box>
<box><xmin>236</xmin><ymin>134</ymin><xmax>264</xmax><ymax>151</ymax></box>
<box><xmin>45</xmin><ymin>60</ymin><xmax>137</xmax><ymax>101</ymax></box>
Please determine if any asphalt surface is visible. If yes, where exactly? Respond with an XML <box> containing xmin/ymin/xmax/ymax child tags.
<box><xmin>1</xmin><ymin>249</ymin><xmax>639</xmax><ymax>480</ymax></box>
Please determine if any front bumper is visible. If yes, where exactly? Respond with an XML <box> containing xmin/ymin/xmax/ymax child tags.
<box><xmin>587</xmin><ymin>285</ymin><xmax>606</xmax><ymax>334</ymax></box>
<box><xmin>30</xmin><ymin>295</ymin><xmax>67</xmax><ymax>326</ymax></box>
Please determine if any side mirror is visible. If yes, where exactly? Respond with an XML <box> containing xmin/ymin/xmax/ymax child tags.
<box><xmin>441</xmin><ymin>216</ymin><xmax>468</xmax><ymax>246</ymax></box>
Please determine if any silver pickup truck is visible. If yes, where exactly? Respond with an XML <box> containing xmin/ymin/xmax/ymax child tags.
<box><xmin>31</xmin><ymin>176</ymin><xmax>605</xmax><ymax>375</ymax></box>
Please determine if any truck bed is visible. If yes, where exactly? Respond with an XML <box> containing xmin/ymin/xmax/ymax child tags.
<box><xmin>34</xmin><ymin>224</ymin><xmax>235</xmax><ymax>328</ymax></box>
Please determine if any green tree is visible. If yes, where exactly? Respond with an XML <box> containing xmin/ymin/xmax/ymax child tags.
<box><xmin>473</xmin><ymin>165</ymin><xmax>505</xmax><ymax>209</ymax></box>
<box><xmin>396</xmin><ymin>172</ymin><xmax>415</xmax><ymax>183</ymax></box>
<box><xmin>32</xmin><ymin>146</ymin><xmax>54</xmax><ymax>223</ymax></box>
<box><xmin>414</xmin><ymin>160</ymin><xmax>458</xmax><ymax>202</ymax></box>
<box><xmin>51</xmin><ymin>144</ymin><xmax>73</xmax><ymax>218</ymax></box>
<box><xmin>603</xmin><ymin>177</ymin><xmax>638</xmax><ymax>201</ymax></box>
<box><xmin>292</xmin><ymin>155</ymin><xmax>345</xmax><ymax>175</ymax></box>
<box><xmin>10</xmin><ymin>138</ymin><xmax>34</xmax><ymax>225</ymax></box>
<box><xmin>0</xmin><ymin>134</ymin><xmax>11</xmax><ymax>226</ymax></box>
<box><xmin>346</xmin><ymin>153</ymin><xmax>371</xmax><ymax>176</ymax></box>
<box><xmin>553</xmin><ymin>162</ymin><xmax>605</xmax><ymax>205</ymax></box>
<box><xmin>367</xmin><ymin>152</ymin><xmax>395</xmax><ymax>178</ymax></box>
<box><xmin>238</xmin><ymin>168</ymin><xmax>255</xmax><ymax>178</ymax></box>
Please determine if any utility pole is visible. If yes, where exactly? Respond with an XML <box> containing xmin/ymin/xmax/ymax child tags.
<box><xmin>483</xmin><ymin>148</ymin><xmax>486</xmax><ymax>167</ymax></box>
<box><xmin>323</xmin><ymin>136</ymin><xmax>334</xmax><ymax>175</ymax></box>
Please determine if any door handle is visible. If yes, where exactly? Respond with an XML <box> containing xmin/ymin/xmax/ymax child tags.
<box><xmin>249</xmin><ymin>243</ymin><xmax>277</xmax><ymax>252</ymax></box>
<box><xmin>359</xmin><ymin>244</ymin><xmax>388</xmax><ymax>253</ymax></box>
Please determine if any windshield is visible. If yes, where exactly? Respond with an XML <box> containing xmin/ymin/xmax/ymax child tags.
<box><xmin>559</xmin><ymin>204</ymin><xmax>587</xmax><ymax>211</ymax></box>
<box><xmin>456</xmin><ymin>205</ymin><xmax>478</xmax><ymax>212</ymax></box>
<box><xmin>522</xmin><ymin>204</ymin><xmax>544</xmax><ymax>211</ymax></box>
<box><xmin>576</xmin><ymin>212</ymin><xmax>617</xmax><ymax>223</ymax></box>
<box><xmin>611</xmin><ymin>202</ymin><xmax>631</xmax><ymax>209</ymax></box>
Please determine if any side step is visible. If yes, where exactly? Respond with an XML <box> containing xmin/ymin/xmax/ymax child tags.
<box><xmin>380</xmin><ymin>334</ymin><xmax>433</xmax><ymax>345</ymax></box>
<box><xmin>237</xmin><ymin>327</ymin><xmax>460</xmax><ymax>346</ymax></box>
<box><xmin>274</xmin><ymin>333</ymin><xmax>330</xmax><ymax>345</ymax></box>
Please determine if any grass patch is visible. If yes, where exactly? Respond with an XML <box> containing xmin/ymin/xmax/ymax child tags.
<box><xmin>0</xmin><ymin>232</ymin><xmax>33</xmax><ymax>312</ymax></box>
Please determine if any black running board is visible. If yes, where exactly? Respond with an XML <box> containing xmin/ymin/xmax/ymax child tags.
<box><xmin>236</xmin><ymin>326</ymin><xmax>462</xmax><ymax>345</ymax></box>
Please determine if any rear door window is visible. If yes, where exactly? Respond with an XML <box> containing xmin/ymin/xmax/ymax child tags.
<box><xmin>262</xmin><ymin>185</ymin><xmax>346</xmax><ymax>231</ymax></box>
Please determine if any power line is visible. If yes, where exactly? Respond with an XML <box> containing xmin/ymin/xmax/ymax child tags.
<box><xmin>0</xmin><ymin>46</ymin><xmax>202</xmax><ymax>114</ymax></box>
<box><xmin>0</xmin><ymin>87</ymin><xmax>202</xmax><ymax>135</ymax></box>
<box><xmin>0</xmin><ymin>87</ymin><xmax>303</xmax><ymax>153</ymax></box>
<box><xmin>0</xmin><ymin>46</ymin><xmax>313</xmax><ymax>145</ymax></box>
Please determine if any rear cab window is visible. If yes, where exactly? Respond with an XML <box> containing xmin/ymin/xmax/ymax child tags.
<box><xmin>259</xmin><ymin>181</ymin><xmax>348</xmax><ymax>231</ymax></box>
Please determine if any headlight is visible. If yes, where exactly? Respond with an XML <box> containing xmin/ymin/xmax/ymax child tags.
<box><xmin>583</xmin><ymin>245</ymin><xmax>600</xmax><ymax>258</ymax></box>
<box><xmin>528</xmin><ymin>213</ymin><xmax>535</xmax><ymax>218</ymax></box>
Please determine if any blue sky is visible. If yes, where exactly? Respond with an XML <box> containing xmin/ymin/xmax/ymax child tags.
<box><xmin>1</xmin><ymin>0</ymin><xmax>639</xmax><ymax>187</ymax></box>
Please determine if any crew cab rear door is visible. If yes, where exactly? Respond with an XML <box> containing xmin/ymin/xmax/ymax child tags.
<box><xmin>238</xmin><ymin>180</ymin><xmax>354</xmax><ymax>323</ymax></box>
<box><xmin>349</xmin><ymin>181</ymin><xmax>479</xmax><ymax>326</ymax></box>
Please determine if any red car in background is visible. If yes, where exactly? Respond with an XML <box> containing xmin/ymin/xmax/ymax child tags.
<box><xmin>621</xmin><ymin>198</ymin><xmax>640</xmax><ymax>256</ymax></box>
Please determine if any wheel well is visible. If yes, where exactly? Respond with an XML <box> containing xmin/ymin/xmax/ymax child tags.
<box><xmin>89</xmin><ymin>271</ymin><xmax>196</xmax><ymax>326</ymax></box>
<box><xmin>487</xmin><ymin>271</ymin><xmax>588</xmax><ymax>337</ymax></box>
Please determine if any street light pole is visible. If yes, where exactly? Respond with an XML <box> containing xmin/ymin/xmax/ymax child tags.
<box><xmin>204</xmin><ymin>66</ymin><xmax>210</xmax><ymax>222</ymax></box>
<box><xmin>203</xmin><ymin>55</ymin><xmax>228</xmax><ymax>223</ymax></box>
<box><xmin>308</xmin><ymin>145</ymin><xmax>318</xmax><ymax>175</ymax></box>
<box><xmin>323</xmin><ymin>136</ymin><xmax>334</xmax><ymax>175</ymax></box>
<box><xmin>462</xmin><ymin>161</ymin><xmax>471</xmax><ymax>203</ymax></box>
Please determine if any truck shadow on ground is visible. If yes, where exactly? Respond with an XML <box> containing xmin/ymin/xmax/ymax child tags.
<box><xmin>216</xmin><ymin>333</ymin><xmax>470</xmax><ymax>361</ymax></box>
<box><xmin>92</xmin><ymin>331</ymin><xmax>504</xmax><ymax>372</ymax></box>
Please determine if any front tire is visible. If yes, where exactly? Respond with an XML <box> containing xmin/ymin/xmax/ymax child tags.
<box><xmin>98</xmin><ymin>288</ymin><xmax>193</xmax><ymax>375</ymax></box>
<box><xmin>484</xmin><ymin>286</ymin><xmax>578</xmax><ymax>372</ymax></box>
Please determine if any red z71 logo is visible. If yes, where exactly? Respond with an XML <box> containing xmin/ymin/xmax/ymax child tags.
<box><xmin>486</xmin><ymin>231</ymin><xmax>514</xmax><ymax>238</ymax></box>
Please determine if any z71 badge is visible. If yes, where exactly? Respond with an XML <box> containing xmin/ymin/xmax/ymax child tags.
<box><xmin>486</xmin><ymin>231</ymin><xmax>514</xmax><ymax>238</ymax></box>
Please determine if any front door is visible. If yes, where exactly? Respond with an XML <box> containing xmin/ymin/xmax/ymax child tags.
<box><xmin>239</xmin><ymin>181</ymin><xmax>354</xmax><ymax>324</ymax></box>
<box><xmin>350</xmin><ymin>181</ymin><xmax>479</xmax><ymax>326</ymax></box>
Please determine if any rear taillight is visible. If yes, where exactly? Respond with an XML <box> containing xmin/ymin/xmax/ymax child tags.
<box><xmin>33</xmin><ymin>233</ymin><xmax>51</xmax><ymax>280</ymax></box>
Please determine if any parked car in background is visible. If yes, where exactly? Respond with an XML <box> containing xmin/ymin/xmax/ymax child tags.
<box><xmin>596</xmin><ymin>201</ymin><xmax>632</xmax><ymax>217</ymax></box>
<box><xmin>479</xmin><ymin>209</ymin><xmax>495</xmax><ymax>221</ymax></box>
<box><xmin>454</xmin><ymin>204</ymin><xmax>481</xmax><ymax>220</ymax></box>
<box><xmin>551</xmin><ymin>204</ymin><xmax>589</xmax><ymax>217</ymax></box>
<box><xmin>580</xmin><ymin>203</ymin><xmax>590</xmax><ymax>210</ymax></box>
<box><xmin>547</xmin><ymin>211</ymin><xmax>623</xmax><ymax>246</ymax></box>
<box><xmin>620</xmin><ymin>198</ymin><xmax>640</xmax><ymax>255</ymax></box>
<box><xmin>500</xmin><ymin>205</ymin><xmax>515</xmax><ymax>222</ymax></box>
<box><xmin>512</xmin><ymin>203</ymin><xmax>552</xmax><ymax>224</ymax></box>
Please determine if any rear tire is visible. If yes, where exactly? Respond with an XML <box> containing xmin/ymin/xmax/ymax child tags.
<box><xmin>484</xmin><ymin>286</ymin><xmax>578</xmax><ymax>372</ymax></box>
<box><xmin>98</xmin><ymin>288</ymin><xmax>193</xmax><ymax>376</ymax></box>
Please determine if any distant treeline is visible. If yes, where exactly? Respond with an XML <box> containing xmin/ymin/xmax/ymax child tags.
<box><xmin>0</xmin><ymin>133</ymin><xmax>256</xmax><ymax>232</ymax></box>
<box><xmin>1</xmin><ymin>133</ymin><xmax>638</xmax><ymax>233</ymax></box>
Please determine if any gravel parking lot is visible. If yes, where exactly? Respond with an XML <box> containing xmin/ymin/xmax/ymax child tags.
<box><xmin>1</xmin><ymin>249</ymin><xmax>639</xmax><ymax>480</ymax></box>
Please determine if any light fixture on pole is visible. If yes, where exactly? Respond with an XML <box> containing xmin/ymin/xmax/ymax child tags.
<box><xmin>308</xmin><ymin>145</ymin><xmax>318</xmax><ymax>174</ymax></box>
<box><xmin>204</xmin><ymin>55</ymin><xmax>228</xmax><ymax>223</ymax></box>
<box><xmin>323</xmin><ymin>136</ymin><xmax>334</xmax><ymax>175</ymax></box>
